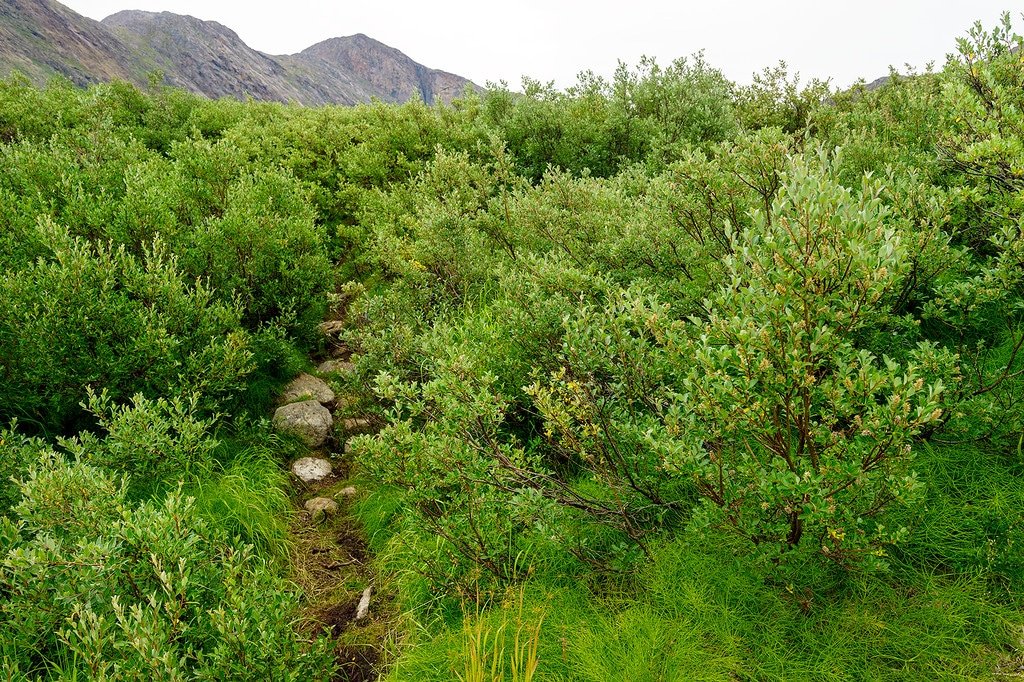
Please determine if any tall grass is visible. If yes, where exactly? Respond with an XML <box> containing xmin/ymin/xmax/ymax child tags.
<box><xmin>458</xmin><ymin>589</ymin><xmax>544</xmax><ymax>682</ymax></box>
<box><xmin>190</xmin><ymin>445</ymin><xmax>291</xmax><ymax>564</ymax></box>
<box><xmin>380</xmin><ymin>531</ymin><xmax>1020</xmax><ymax>681</ymax></box>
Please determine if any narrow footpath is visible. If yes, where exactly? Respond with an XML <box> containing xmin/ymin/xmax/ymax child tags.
<box><xmin>271</xmin><ymin>321</ymin><xmax>386</xmax><ymax>682</ymax></box>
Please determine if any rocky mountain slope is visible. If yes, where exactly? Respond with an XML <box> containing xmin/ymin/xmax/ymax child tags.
<box><xmin>296</xmin><ymin>33</ymin><xmax>472</xmax><ymax>105</ymax></box>
<box><xmin>0</xmin><ymin>0</ymin><xmax>477</xmax><ymax>104</ymax></box>
<box><xmin>0</xmin><ymin>0</ymin><xmax>141</xmax><ymax>85</ymax></box>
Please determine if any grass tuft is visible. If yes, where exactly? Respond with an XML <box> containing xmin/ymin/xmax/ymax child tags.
<box><xmin>190</xmin><ymin>446</ymin><xmax>291</xmax><ymax>564</ymax></box>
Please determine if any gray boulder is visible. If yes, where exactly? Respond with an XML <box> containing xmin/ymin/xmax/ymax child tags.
<box><xmin>291</xmin><ymin>456</ymin><xmax>333</xmax><ymax>482</ymax></box>
<box><xmin>341</xmin><ymin>417</ymin><xmax>373</xmax><ymax>435</ymax></box>
<box><xmin>274</xmin><ymin>401</ymin><xmax>333</xmax><ymax>447</ymax></box>
<box><xmin>318</xmin><ymin>320</ymin><xmax>346</xmax><ymax>335</ymax></box>
<box><xmin>317</xmin><ymin>359</ymin><xmax>356</xmax><ymax>376</ymax></box>
<box><xmin>280</xmin><ymin>373</ymin><xmax>335</xmax><ymax>405</ymax></box>
<box><xmin>304</xmin><ymin>496</ymin><xmax>339</xmax><ymax>517</ymax></box>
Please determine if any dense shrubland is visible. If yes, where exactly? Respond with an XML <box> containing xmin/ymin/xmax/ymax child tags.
<box><xmin>1</xmin><ymin>13</ymin><xmax>1024</xmax><ymax>680</ymax></box>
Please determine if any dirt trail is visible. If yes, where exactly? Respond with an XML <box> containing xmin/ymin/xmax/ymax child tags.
<box><xmin>276</xmin><ymin>325</ymin><xmax>388</xmax><ymax>682</ymax></box>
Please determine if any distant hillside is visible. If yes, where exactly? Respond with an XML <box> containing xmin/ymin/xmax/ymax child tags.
<box><xmin>0</xmin><ymin>0</ymin><xmax>141</xmax><ymax>85</ymax></box>
<box><xmin>0</xmin><ymin>0</ymin><xmax>478</xmax><ymax>104</ymax></box>
<box><xmin>297</xmin><ymin>33</ymin><xmax>473</xmax><ymax>104</ymax></box>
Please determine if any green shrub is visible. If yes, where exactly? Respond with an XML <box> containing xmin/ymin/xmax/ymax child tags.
<box><xmin>179</xmin><ymin>168</ymin><xmax>334</xmax><ymax>336</ymax></box>
<box><xmin>63</xmin><ymin>388</ymin><xmax>219</xmax><ymax>496</ymax></box>
<box><xmin>658</xmin><ymin>153</ymin><xmax>952</xmax><ymax>569</ymax></box>
<box><xmin>0</xmin><ymin>232</ymin><xmax>252</xmax><ymax>432</ymax></box>
<box><xmin>0</xmin><ymin>454</ymin><xmax>333</xmax><ymax>680</ymax></box>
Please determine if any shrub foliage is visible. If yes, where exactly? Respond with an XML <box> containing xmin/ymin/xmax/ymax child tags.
<box><xmin>2</xmin><ymin>15</ymin><xmax>1024</xmax><ymax>679</ymax></box>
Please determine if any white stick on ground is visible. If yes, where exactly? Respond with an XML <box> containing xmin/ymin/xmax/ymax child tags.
<box><xmin>355</xmin><ymin>585</ymin><xmax>373</xmax><ymax>621</ymax></box>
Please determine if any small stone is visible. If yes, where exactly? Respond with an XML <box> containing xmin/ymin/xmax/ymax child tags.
<box><xmin>290</xmin><ymin>457</ymin><xmax>333</xmax><ymax>483</ymax></box>
<box><xmin>280</xmin><ymin>373</ymin><xmax>335</xmax><ymax>405</ymax></box>
<box><xmin>318</xmin><ymin>320</ymin><xmax>346</xmax><ymax>335</ymax></box>
<box><xmin>273</xmin><ymin>401</ymin><xmax>333</xmax><ymax>447</ymax></box>
<box><xmin>343</xmin><ymin>440</ymin><xmax>354</xmax><ymax>455</ymax></box>
<box><xmin>355</xmin><ymin>585</ymin><xmax>373</xmax><ymax>621</ymax></box>
<box><xmin>342</xmin><ymin>417</ymin><xmax>373</xmax><ymax>435</ymax></box>
<box><xmin>304</xmin><ymin>497</ymin><xmax>339</xmax><ymax>516</ymax></box>
<box><xmin>317</xmin><ymin>359</ymin><xmax>356</xmax><ymax>376</ymax></box>
<box><xmin>338</xmin><ymin>486</ymin><xmax>357</xmax><ymax>497</ymax></box>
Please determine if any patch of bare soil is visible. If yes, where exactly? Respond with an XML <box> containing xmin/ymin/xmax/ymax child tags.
<box><xmin>281</xmin><ymin>362</ymin><xmax>387</xmax><ymax>678</ymax></box>
<box><xmin>335</xmin><ymin>523</ymin><xmax>369</xmax><ymax>565</ymax></box>
<box><xmin>332</xmin><ymin>643</ymin><xmax>381</xmax><ymax>682</ymax></box>
<box><xmin>316</xmin><ymin>597</ymin><xmax>361</xmax><ymax>637</ymax></box>
<box><xmin>289</xmin><ymin>479</ymin><xmax>385</xmax><ymax>679</ymax></box>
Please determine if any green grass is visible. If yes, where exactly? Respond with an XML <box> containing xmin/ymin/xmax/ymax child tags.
<box><xmin>642</xmin><ymin>537</ymin><xmax>1018</xmax><ymax>680</ymax></box>
<box><xmin>891</xmin><ymin>443</ymin><xmax>1024</xmax><ymax>592</ymax></box>
<box><xmin>189</xmin><ymin>444</ymin><xmax>292</xmax><ymax>564</ymax></box>
<box><xmin>355</xmin><ymin>446</ymin><xmax>1024</xmax><ymax>682</ymax></box>
<box><xmin>350</xmin><ymin>476</ymin><xmax>406</xmax><ymax>555</ymax></box>
<box><xmin>377</xmin><ymin>533</ymin><xmax>1020</xmax><ymax>681</ymax></box>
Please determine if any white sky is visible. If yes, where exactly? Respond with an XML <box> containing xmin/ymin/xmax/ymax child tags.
<box><xmin>62</xmin><ymin>0</ymin><xmax>1016</xmax><ymax>90</ymax></box>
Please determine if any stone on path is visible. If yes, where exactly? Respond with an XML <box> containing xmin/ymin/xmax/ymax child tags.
<box><xmin>304</xmin><ymin>497</ymin><xmax>339</xmax><ymax>517</ymax></box>
<box><xmin>280</xmin><ymin>373</ymin><xmax>335</xmax><ymax>405</ymax></box>
<box><xmin>318</xmin><ymin>320</ymin><xmax>346</xmax><ymax>335</ymax></box>
<box><xmin>290</xmin><ymin>456</ymin><xmax>333</xmax><ymax>483</ymax></box>
<box><xmin>341</xmin><ymin>417</ymin><xmax>373</xmax><ymax>435</ymax></box>
<box><xmin>317</xmin><ymin>359</ymin><xmax>356</xmax><ymax>376</ymax></box>
<box><xmin>355</xmin><ymin>585</ymin><xmax>373</xmax><ymax>621</ymax></box>
<box><xmin>274</xmin><ymin>400</ymin><xmax>333</xmax><ymax>447</ymax></box>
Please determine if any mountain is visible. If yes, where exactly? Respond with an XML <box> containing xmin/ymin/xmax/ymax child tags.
<box><xmin>101</xmin><ymin>10</ymin><xmax>382</xmax><ymax>104</ymax></box>
<box><xmin>296</xmin><ymin>34</ymin><xmax>472</xmax><ymax>105</ymax></box>
<box><xmin>101</xmin><ymin>10</ymin><xmax>314</xmax><ymax>102</ymax></box>
<box><xmin>0</xmin><ymin>0</ymin><xmax>142</xmax><ymax>85</ymax></box>
<box><xmin>864</xmin><ymin>76</ymin><xmax>889</xmax><ymax>90</ymax></box>
<box><xmin>0</xmin><ymin>0</ymin><xmax>478</xmax><ymax>104</ymax></box>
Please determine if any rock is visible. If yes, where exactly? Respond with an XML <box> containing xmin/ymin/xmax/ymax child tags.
<box><xmin>338</xmin><ymin>485</ymin><xmax>357</xmax><ymax>497</ymax></box>
<box><xmin>318</xmin><ymin>320</ymin><xmax>346</xmax><ymax>335</ymax></box>
<box><xmin>355</xmin><ymin>585</ymin><xmax>373</xmax><ymax>621</ymax></box>
<box><xmin>304</xmin><ymin>497</ymin><xmax>339</xmax><ymax>517</ymax></box>
<box><xmin>317</xmin><ymin>359</ymin><xmax>356</xmax><ymax>376</ymax></box>
<box><xmin>342</xmin><ymin>417</ymin><xmax>373</xmax><ymax>435</ymax></box>
<box><xmin>274</xmin><ymin>401</ymin><xmax>333</xmax><ymax>447</ymax></box>
<box><xmin>280</xmin><ymin>373</ymin><xmax>335</xmax><ymax>405</ymax></box>
<box><xmin>343</xmin><ymin>440</ymin><xmax>354</xmax><ymax>455</ymax></box>
<box><xmin>290</xmin><ymin>456</ymin><xmax>333</xmax><ymax>482</ymax></box>
<box><xmin>291</xmin><ymin>457</ymin><xmax>333</xmax><ymax>483</ymax></box>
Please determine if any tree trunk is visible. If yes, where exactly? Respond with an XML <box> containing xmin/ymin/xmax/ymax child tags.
<box><xmin>787</xmin><ymin>511</ymin><xmax>803</xmax><ymax>547</ymax></box>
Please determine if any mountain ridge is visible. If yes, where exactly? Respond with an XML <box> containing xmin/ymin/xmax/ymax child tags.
<box><xmin>0</xmin><ymin>0</ymin><xmax>478</xmax><ymax>104</ymax></box>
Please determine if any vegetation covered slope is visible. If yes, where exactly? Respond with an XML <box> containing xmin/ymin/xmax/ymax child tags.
<box><xmin>1</xmin><ymin>13</ymin><xmax>1024</xmax><ymax>681</ymax></box>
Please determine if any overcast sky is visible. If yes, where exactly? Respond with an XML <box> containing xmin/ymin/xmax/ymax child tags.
<box><xmin>63</xmin><ymin>1</ymin><xmax>1015</xmax><ymax>90</ymax></box>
